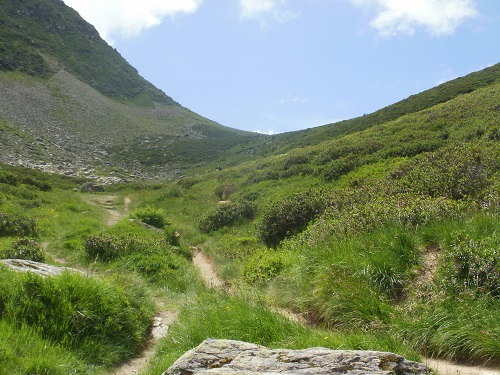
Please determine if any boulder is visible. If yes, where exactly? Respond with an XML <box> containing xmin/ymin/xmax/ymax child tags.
<box><xmin>163</xmin><ymin>338</ymin><xmax>430</xmax><ymax>375</ymax></box>
<box><xmin>0</xmin><ymin>259</ymin><xmax>85</xmax><ymax>277</ymax></box>
<box><xmin>80</xmin><ymin>182</ymin><xmax>106</xmax><ymax>192</ymax></box>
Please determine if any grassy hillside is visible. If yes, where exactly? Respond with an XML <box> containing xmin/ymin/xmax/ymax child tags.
<box><xmin>264</xmin><ymin>63</ymin><xmax>500</xmax><ymax>154</ymax></box>
<box><xmin>0</xmin><ymin>0</ymin><xmax>171</xmax><ymax>104</ymax></box>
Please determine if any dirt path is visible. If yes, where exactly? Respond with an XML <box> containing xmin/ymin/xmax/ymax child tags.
<box><xmin>192</xmin><ymin>248</ymin><xmax>227</xmax><ymax>289</ymax></box>
<box><xmin>112</xmin><ymin>309</ymin><xmax>179</xmax><ymax>375</ymax></box>
<box><xmin>81</xmin><ymin>194</ymin><xmax>131</xmax><ymax>226</ymax></box>
<box><xmin>426</xmin><ymin>359</ymin><xmax>500</xmax><ymax>375</ymax></box>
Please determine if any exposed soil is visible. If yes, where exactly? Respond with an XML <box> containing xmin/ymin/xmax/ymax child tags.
<box><xmin>192</xmin><ymin>248</ymin><xmax>228</xmax><ymax>289</ymax></box>
<box><xmin>426</xmin><ymin>359</ymin><xmax>500</xmax><ymax>375</ymax></box>
<box><xmin>112</xmin><ymin>310</ymin><xmax>179</xmax><ymax>375</ymax></box>
<box><xmin>81</xmin><ymin>194</ymin><xmax>131</xmax><ymax>226</ymax></box>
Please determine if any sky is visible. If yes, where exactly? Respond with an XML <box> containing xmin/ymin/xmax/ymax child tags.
<box><xmin>62</xmin><ymin>0</ymin><xmax>500</xmax><ymax>134</ymax></box>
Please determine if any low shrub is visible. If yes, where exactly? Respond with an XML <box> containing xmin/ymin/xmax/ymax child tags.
<box><xmin>0</xmin><ymin>212</ymin><xmax>38</xmax><ymax>237</ymax></box>
<box><xmin>0</xmin><ymin>237</ymin><xmax>45</xmax><ymax>262</ymax></box>
<box><xmin>242</xmin><ymin>250</ymin><xmax>289</xmax><ymax>284</ymax></box>
<box><xmin>199</xmin><ymin>200</ymin><xmax>257</xmax><ymax>234</ymax></box>
<box><xmin>257</xmin><ymin>189</ymin><xmax>334</xmax><ymax>248</ymax></box>
<box><xmin>387</xmin><ymin>143</ymin><xmax>500</xmax><ymax>200</ymax></box>
<box><xmin>84</xmin><ymin>234</ymin><xmax>125</xmax><ymax>262</ymax></box>
<box><xmin>131</xmin><ymin>205</ymin><xmax>169</xmax><ymax>229</ymax></box>
<box><xmin>440</xmin><ymin>231</ymin><xmax>499</xmax><ymax>297</ymax></box>
<box><xmin>214</xmin><ymin>184</ymin><xmax>235</xmax><ymax>200</ymax></box>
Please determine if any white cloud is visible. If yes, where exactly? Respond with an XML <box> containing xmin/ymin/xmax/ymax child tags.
<box><xmin>239</xmin><ymin>0</ymin><xmax>300</xmax><ymax>26</ymax></box>
<box><xmin>254</xmin><ymin>129</ymin><xmax>277</xmax><ymax>135</ymax></box>
<box><xmin>63</xmin><ymin>0</ymin><xmax>203</xmax><ymax>43</ymax></box>
<box><xmin>351</xmin><ymin>0</ymin><xmax>478</xmax><ymax>36</ymax></box>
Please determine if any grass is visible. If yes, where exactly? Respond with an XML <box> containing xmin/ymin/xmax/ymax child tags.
<box><xmin>0</xmin><ymin>266</ymin><xmax>155</xmax><ymax>368</ymax></box>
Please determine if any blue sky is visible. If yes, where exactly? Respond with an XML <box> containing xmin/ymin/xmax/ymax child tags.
<box><xmin>63</xmin><ymin>0</ymin><xmax>499</xmax><ymax>134</ymax></box>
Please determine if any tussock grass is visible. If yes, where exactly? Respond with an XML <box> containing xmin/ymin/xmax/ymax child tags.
<box><xmin>0</xmin><ymin>266</ymin><xmax>155</xmax><ymax>367</ymax></box>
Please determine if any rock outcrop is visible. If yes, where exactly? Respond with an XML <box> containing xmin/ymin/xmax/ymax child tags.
<box><xmin>0</xmin><ymin>259</ymin><xmax>84</xmax><ymax>277</ymax></box>
<box><xmin>163</xmin><ymin>338</ymin><xmax>430</xmax><ymax>375</ymax></box>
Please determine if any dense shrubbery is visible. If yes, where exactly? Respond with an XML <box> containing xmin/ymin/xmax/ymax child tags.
<box><xmin>0</xmin><ymin>170</ymin><xmax>52</xmax><ymax>191</ymax></box>
<box><xmin>215</xmin><ymin>184</ymin><xmax>235</xmax><ymax>200</ymax></box>
<box><xmin>441</xmin><ymin>231</ymin><xmax>499</xmax><ymax>297</ymax></box>
<box><xmin>242</xmin><ymin>250</ymin><xmax>289</xmax><ymax>284</ymax></box>
<box><xmin>84</xmin><ymin>233</ymin><xmax>190</xmax><ymax>288</ymax></box>
<box><xmin>257</xmin><ymin>189</ymin><xmax>331</xmax><ymax>247</ymax></box>
<box><xmin>0</xmin><ymin>267</ymin><xmax>155</xmax><ymax>366</ymax></box>
<box><xmin>0</xmin><ymin>212</ymin><xmax>38</xmax><ymax>237</ymax></box>
<box><xmin>0</xmin><ymin>237</ymin><xmax>45</xmax><ymax>262</ymax></box>
<box><xmin>131</xmin><ymin>205</ymin><xmax>169</xmax><ymax>229</ymax></box>
<box><xmin>388</xmin><ymin>143</ymin><xmax>500</xmax><ymax>200</ymax></box>
<box><xmin>199</xmin><ymin>200</ymin><xmax>257</xmax><ymax>233</ymax></box>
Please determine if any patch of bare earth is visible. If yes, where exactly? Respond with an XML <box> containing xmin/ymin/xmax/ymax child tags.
<box><xmin>81</xmin><ymin>194</ymin><xmax>131</xmax><ymax>226</ymax></box>
<box><xmin>112</xmin><ymin>309</ymin><xmax>179</xmax><ymax>375</ymax></box>
<box><xmin>192</xmin><ymin>247</ymin><xmax>228</xmax><ymax>289</ymax></box>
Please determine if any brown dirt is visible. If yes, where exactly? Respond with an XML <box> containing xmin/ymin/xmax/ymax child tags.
<box><xmin>81</xmin><ymin>194</ymin><xmax>131</xmax><ymax>226</ymax></box>
<box><xmin>426</xmin><ymin>359</ymin><xmax>500</xmax><ymax>375</ymax></box>
<box><xmin>112</xmin><ymin>310</ymin><xmax>179</xmax><ymax>375</ymax></box>
<box><xmin>192</xmin><ymin>248</ymin><xmax>228</xmax><ymax>289</ymax></box>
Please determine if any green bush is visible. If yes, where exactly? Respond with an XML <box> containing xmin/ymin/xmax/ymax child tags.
<box><xmin>1</xmin><ymin>237</ymin><xmax>45</xmax><ymax>262</ymax></box>
<box><xmin>131</xmin><ymin>205</ymin><xmax>169</xmax><ymax>229</ymax></box>
<box><xmin>257</xmin><ymin>189</ymin><xmax>334</xmax><ymax>248</ymax></box>
<box><xmin>0</xmin><ymin>212</ymin><xmax>38</xmax><ymax>237</ymax></box>
<box><xmin>441</xmin><ymin>231</ymin><xmax>499</xmax><ymax>296</ymax></box>
<box><xmin>242</xmin><ymin>250</ymin><xmax>289</xmax><ymax>284</ymax></box>
<box><xmin>84</xmin><ymin>234</ymin><xmax>124</xmax><ymax>262</ymax></box>
<box><xmin>388</xmin><ymin>143</ymin><xmax>500</xmax><ymax>200</ymax></box>
<box><xmin>214</xmin><ymin>184</ymin><xmax>235</xmax><ymax>200</ymax></box>
<box><xmin>199</xmin><ymin>200</ymin><xmax>257</xmax><ymax>234</ymax></box>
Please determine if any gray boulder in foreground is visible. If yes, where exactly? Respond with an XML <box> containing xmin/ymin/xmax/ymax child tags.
<box><xmin>163</xmin><ymin>338</ymin><xmax>430</xmax><ymax>375</ymax></box>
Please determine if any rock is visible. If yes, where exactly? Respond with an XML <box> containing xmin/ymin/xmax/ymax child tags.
<box><xmin>80</xmin><ymin>182</ymin><xmax>106</xmax><ymax>192</ymax></box>
<box><xmin>0</xmin><ymin>259</ymin><xmax>85</xmax><ymax>277</ymax></box>
<box><xmin>163</xmin><ymin>339</ymin><xmax>430</xmax><ymax>375</ymax></box>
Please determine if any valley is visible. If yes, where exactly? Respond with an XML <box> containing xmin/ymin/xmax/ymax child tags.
<box><xmin>0</xmin><ymin>1</ymin><xmax>499</xmax><ymax>374</ymax></box>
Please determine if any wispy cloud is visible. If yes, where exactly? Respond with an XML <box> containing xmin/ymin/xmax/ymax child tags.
<box><xmin>63</xmin><ymin>0</ymin><xmax>203</xmax><ymax>43</ymax></box>
<box><xmin>351</xmin><ymin>0</ymin><xmax>478</xmax><ymax>36</ymax></box>
<box><xmin>239</xmin><ymin>0</ymin><xmax>300</xmax><ymax>27</ymax></box>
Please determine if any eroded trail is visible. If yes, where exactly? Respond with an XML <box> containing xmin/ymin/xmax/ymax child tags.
<box><xmin>192</xmin><ymin>248</ymin><xmax>227</xmax><ymax>289</ymax></box>
<box><xmin>112</xmin><ymin>310</ymin><xmax>179</xmax><ymax>375</ymax></box>
<box><xmin>190</xmin><ymin>248</ymin><xmax>499</xmax><ymax>375</ymax></box>
<box><xmin>81</xmin><ymin>194</ymin><xmax>131</xmax><ymax>226</ymax></box>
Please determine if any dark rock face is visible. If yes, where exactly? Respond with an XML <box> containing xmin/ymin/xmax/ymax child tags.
<box><xmin>163</xmin><ymin>339</ymin><xmax>430</xmax><ymax>375</ymax></box>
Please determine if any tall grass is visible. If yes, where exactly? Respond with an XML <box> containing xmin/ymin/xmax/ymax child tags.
<box><xmin>0</xmin><ymin>266</ymin><xmax>155</xmax><ymax>367</ymax></box>
<box><xmin>0</xmin><ymin>320</ymin><xmax>94</xmax><ymax>375</ymax></box>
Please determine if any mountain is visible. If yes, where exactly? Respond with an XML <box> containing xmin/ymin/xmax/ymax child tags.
<box><xmin>0</xmin><ymin>0</ymin><xmax>498</xmax><ymax>183</ymax></box>
<box><xmin>0</xmin><ymin>0</ymin><xmax>259</xmax><ymax>182</ymax></box>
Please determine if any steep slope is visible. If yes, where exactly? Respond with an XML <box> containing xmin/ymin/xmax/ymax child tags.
<box><xmin>0</xmin><ymin>0</ymin><xmax>257</xmax><ymax>181</ymax></box>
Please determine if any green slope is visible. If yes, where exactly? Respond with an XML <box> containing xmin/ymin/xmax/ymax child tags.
<box><xmin>0</xmin><ymin>0</ymin><xmax>172</xmax><ymax>104</ymax></box>
<box><xmin>266</xmin><ymin>63</ymin><xmax>500</xmax><ymax>153</ymax></box>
